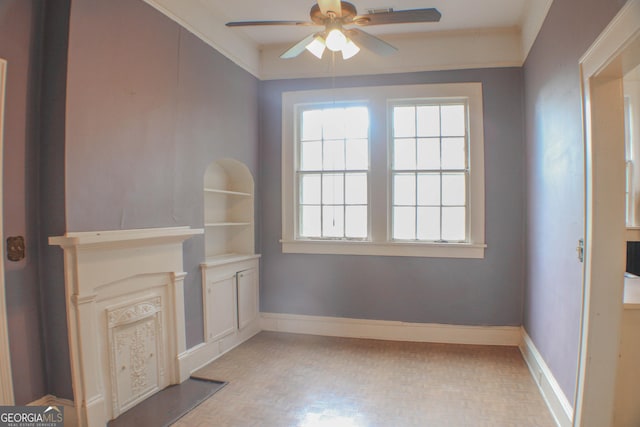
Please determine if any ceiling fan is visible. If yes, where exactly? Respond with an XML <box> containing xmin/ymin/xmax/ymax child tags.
<box><xmin>226</xmin><ymin>0</ymin><xmax>441</xmax><ymax>60</ymax></box>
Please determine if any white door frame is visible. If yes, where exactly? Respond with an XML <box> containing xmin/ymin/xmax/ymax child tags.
<box><xmin>576</xmin><ymin>1</ymin><xmax>640</xmax><ymax>425</ymax></box>
<box><xmin>0</xmin><ymin>58</ymin><xmax>15</xmax><ymax>405</ymax></box>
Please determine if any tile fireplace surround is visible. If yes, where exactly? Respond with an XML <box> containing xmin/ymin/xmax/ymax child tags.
<box><xmin>50</xmin><ymin>227</ymin><xmax>203</xmax><ymax>427</ymax></box>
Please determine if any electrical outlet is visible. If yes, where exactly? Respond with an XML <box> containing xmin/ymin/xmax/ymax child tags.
<box><xmin>7</xmin><ymin>236</ymin><xmax>25</xmax><ymax>262</ymax></box>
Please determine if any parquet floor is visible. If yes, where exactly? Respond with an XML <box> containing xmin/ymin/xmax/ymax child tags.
<box><xmin>174</xmin><ymin>332</ymin><xmax>556</xmax><ymax>427</ymax></box>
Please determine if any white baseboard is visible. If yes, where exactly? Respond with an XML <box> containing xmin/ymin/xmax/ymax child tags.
<box><xmin>178</xmin><ymin>320</ymin><xmax>261</xmax><ymax>379</ymax></box>
<box><xmin>260</xmin><ymin>312</ymin><xmax>522</xmax><ymax>346</ymax></box>
<box><xmin>28</xmin><ymin>394</ymin><xmax>78</xmax><ymax>427</ymax></box>
<box><xmin>35</xmin><ymin>318</ymin><xmax>567</xmax><ymax>427</ymax></box>
<box><xmin>519</xmin><ymin>328</ymin><xmax>573</xmax><ymax>427</ymax></box>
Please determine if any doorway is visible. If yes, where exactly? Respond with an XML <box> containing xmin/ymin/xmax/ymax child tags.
<box><xmin>577</xmin><ymin>0</ymin><xmax>640</xmax><ymax>425</ymax></box>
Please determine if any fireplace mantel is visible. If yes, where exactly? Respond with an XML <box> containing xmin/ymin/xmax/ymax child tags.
<box><xmin>50</xmin><ymin>226</ymin><xmax>203</xmax><ymax>427</ymax></box>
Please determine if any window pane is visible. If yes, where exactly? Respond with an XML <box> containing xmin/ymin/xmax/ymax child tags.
<box><xmin>394</xmin><ymin>173</ymin><xmax>416</xmax><ymax>206</ymax></box>
<box><xmin>322</xmin><ymin>174</ymin><xmax>344</xmax><ymax>205</ymax></box>
<box><xmin>441</xmin><ymin>104</ymin><xmax>465</xmax><ymax>137</ymax></box>
<box><xmin>417</xmin><ymin>207</ymin><xmax>440</xmax><ymax>240</ymax></box>
<box><xmin>346</xmin><ymin>138</ymin><xmax>368</xmax><ymax>170</ymax></box>
<box><xmin>345</xmin><ymin>173</ymin><xmax>367</xmax><ymax>205</ymax></box>
<box><xmin>345</xmin><ymin>107</ymin><xmax>369</xmax><ymax>139</ymax></box>
<box><xmin>322</xmin><ymin>108</ymin><xmax>346</xmax><ymax>139</ymax></box>
<box><xmin>394</xmin><ymin>106</ymin><xmax>416</xmax><ymax>138</ymax></box>
<box><xmin>345</xmin><ymin>206</ymin><xmax>367</xmax><ymax>238</ymax></box>
<box><xmin>442</xmin><ymin>174</ymin><xmax>466</xmax><ymax>205</ymax></box>
<box><xmin>393</xmin><ymin>207</ymin><xmax>415</xmax><ymax>240</ymax></box>
<box><xmin>323</xmin><ymin>139</ymin><xmax>345</xmax><ymax>170</ymax></box>
<box><xmin>393</xmin><ymin>138</ymin><xmax>416</xmax><ymax>170</ymax></box>
<box><xmin>300</xmin><ymin>174</ymin><xmax>321</xmax><ymax>205</ymax></box>
<box><xmin>323</xmin><ymin>206</ymin><xmax>344</xmax><ymax>237</ymax></box>
<box><xmin>442</xmin><ymin>207</ymin><xmax>465</xmax><ymax>241</ymax></box>
<box><xmin>300</xmin><ymin>140</ymin><xmax>322</xmax><ymax>171</ymax></box>
<box><xmin>417</xmin><ymin>138</ymin><xmax>440</xmax><ymax>169</ymax></box>
<box><xmin>417</xmin><ymin>105</ymin><xmax>440</xmax><ymax>137</ymax></box>
<box><xmin>417</xmin><ymin>173</ymin><xmax>440</xmax><ymax>206</ymax></box>
<box><xmin>300</xmin><ymin>206</ymin><xmax>321</xmax><ymax>237</ymax></box>
<box><xmin>442</xmin><ymin>138</ymin><xmax>466</xmax><ymax>170</ymax></box>
<box><xmin>302</xmin><ymin>110</ymin><xmax>322</xmax><ymax>141</ymax></box>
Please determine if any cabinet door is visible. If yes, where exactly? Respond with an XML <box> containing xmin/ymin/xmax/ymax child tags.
<box><xmin>236</xmin><ymin>268</ymin><xmax>258</xmax><ymax>330</ymax></box>
<box><xmin>205</xmin><ymin>275</ymin><xmax>236</xmax><ymax>342</ymax></box>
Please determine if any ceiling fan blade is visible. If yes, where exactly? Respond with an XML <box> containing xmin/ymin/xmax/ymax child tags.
<box><xmin>317</xmin><ymin>0</ymin><xmax>343</xmax><ymax>17</ymax></box>
<box><xmin>347</xmin><ymin>28</ymin><xmax>397</xmax><ymax>56</ymax></box>
<box><xmin>280</xmin><ymin>33</ymin><xmax>318</xmax><ymax>59</ymax></box>
<box><xmin>355</xmin><ymin>8</ymin><xmax>441</xmax><ymax>26</ymax></box>
<box><xmin>226</xmin><ymin>20</ymin><xmax>315</xmax><ymax>27</ymax></box>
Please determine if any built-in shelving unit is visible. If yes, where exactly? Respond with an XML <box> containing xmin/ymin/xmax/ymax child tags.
<box><xmin>203</xmin><ymin>159</ymin><xmax>255</xmax><ymax>259</ymax></box>
<box><xmin>201</xmin><ymin>159</ymin><xmax>260</xmax><ymax>363</ymax></box>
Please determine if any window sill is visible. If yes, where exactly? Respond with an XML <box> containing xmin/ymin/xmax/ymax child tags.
<box><xmin>280</xmin><ymin>239</ymin><xmax>486</xmax><ymax>259</ymax></box>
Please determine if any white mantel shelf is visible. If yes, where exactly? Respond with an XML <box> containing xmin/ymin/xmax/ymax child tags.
<box><xmin>49</xmin><ymin>226</ymin><xmax>203</xmax><ymax>248</ymax></box>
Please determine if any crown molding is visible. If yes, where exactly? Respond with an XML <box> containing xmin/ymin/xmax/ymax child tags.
<box><xmin>142</xmin><ymin>0</ymin><xmax>261</xmax><ymax>77</ymax></box>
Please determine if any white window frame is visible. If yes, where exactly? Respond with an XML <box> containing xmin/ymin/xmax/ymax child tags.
<box><xmin>281</xmin><ymin>83</ymin><xmax>486</xmax><ymax>258</ymax></box>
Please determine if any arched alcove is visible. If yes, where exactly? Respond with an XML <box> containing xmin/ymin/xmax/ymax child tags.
<box><xmin>203</xmin><ymin>159</ymin><xmax>255</xmax><ymax>259</ymax></box>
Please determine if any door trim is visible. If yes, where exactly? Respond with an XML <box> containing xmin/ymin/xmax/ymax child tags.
<box><xmin>0</xmin><ymin>58</ymin><xmax>15</xmax><ymax>405</ymax></box>
<box><xmin>576</xmin><ymin>1</ymin><xmax>640</xmax><ymax>425</ymax></box>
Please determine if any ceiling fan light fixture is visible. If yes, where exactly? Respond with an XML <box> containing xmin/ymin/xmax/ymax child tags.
<box><xmin>325</xmin><ymin>27</ymin><xmax>347</xmax><ymax>51</ymax></box>
<box><xmin>306</xmin><ymin>36</ymin><xmax>327</xmax><ymax>59</ymax></box>
<box><xmin>341</xmin><ymin>39</ymin><xmax>360</xmax><ymax>59</ymax></box>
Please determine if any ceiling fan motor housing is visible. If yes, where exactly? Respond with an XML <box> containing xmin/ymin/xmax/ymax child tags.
<box><xmin>310</xmin><ymin>1</ymin><xmax>358</xmax><ymax>24</ymax></box>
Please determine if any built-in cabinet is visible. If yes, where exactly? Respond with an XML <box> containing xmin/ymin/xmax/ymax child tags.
<box><xmin>201</xmin><ymin>159</ymin><xmax>260</xmax><ymax>358</ymax></box>
<box><xmin>202</xmin><ymin>257</ymin><xmax>259</xmax><ymax>345</ymax></box>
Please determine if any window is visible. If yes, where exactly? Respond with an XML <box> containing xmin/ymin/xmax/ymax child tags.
<box><xmin>282</xmin><ymin>83</ymin><xmax>485</xmax><ymax>258</ymax></box>
<box><xmin>298</xmin><ymin>106</ymin><xmax>369</xmax><ymax>239</ymax></box>
<box><xmin>391</xmin><ymin>103</ymin><xmax>468</xmax><ymax>242</ymax></box>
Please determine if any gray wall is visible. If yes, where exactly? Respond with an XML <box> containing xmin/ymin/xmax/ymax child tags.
<box><xmin>63</xmin><ymin>0</ymin><xmax>259</xmax><ymax>360</ymax></box>
<box><xmin>259</xmin><ymin>68</ymin><xmax>525</xmax><ymax>326</ymax></box>
<box><xmin>0</xmin><ymin>0</ymin><xmax>47</xmax><ymax>404</ymax></box>
<box><xmin>523</xmin><ymin>0</ymin><xmax>626</xmax><ymax>403</ymax></box>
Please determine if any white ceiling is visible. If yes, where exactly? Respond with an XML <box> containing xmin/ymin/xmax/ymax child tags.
<box><xmin>200</xmin><ymin>0</ymin><xmax>528</xmax><ymax>46</ymax></box>
<box><xmin>143</xmin><ymin>0</ymin><xmax>553</xmax><ymax>79</ymax></box>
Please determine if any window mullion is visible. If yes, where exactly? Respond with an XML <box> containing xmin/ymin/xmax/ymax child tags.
<box><xmin>414</xmin><ymin>108</ymin><xmax>418</xmax><ymax>240</ymax></box>
<box><xmin>342</xmin><ymin>171</ymin><xmax>347</xmax><ymax>238</ymax></box>
<box><xmin>414</xmin><ymin>172</ymin><xmax>419</xmax><ymax>240</ymax></box>
<box><xmin>439</xmin><ymin>105</ymin><xmax>444</xmax><ymax>241</ymax></box>
<box><xmin>343</xmin><ymin>137</ymin><xmax>347</xmax><ymax>239</ymax></box>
